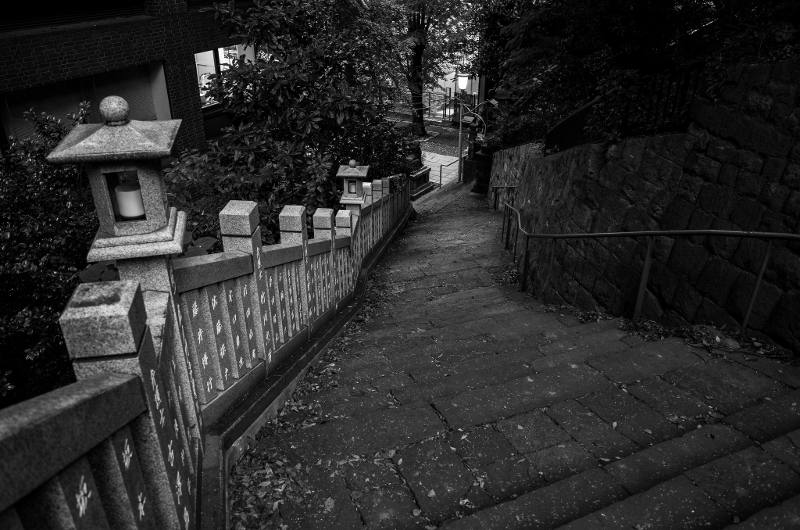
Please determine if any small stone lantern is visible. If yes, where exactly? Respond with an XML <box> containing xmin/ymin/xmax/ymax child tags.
<box><xmin>337</xmin><ymin>159</ymin><xmax>370</xmax><ymax>205</ymax></box>
<box><xmin>47</xmin><ymin>96</ymin><xmax>185</xmax><ymax>264</ymax></box>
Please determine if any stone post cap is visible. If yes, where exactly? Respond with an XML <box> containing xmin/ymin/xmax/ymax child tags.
<box><xmin>59</xmin><ymin>281</ymin><xmax>146</xmax><ymax>359</ymax></box>
<box><xmin>335</xmin><ymin>209</ymin><xmax>352</xmax><ymax>228</ymax></box>
<box><xmin>372</xmin><ymin>179</ymin><xmax>383</xmax><ymax>195</ymax></box>
<box><xmin>313</xmin><ymin>208</ymin><xmax>335</xmax><ymax>230</ymax></box>
<box><xmin>279</xmin><ymin>205</ymin><xmax>306</xmax><ymax>232</ymax></box>
<box><xmin>219</xmin><ymin>200</ymin><xmax>259</xmax><ymax>236</ymax></box>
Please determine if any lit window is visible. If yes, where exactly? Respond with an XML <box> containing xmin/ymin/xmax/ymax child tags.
<box><xmin>194</xmin><ymin>45</ymin><xmax>255</xmax><ymax>108</ymax></box>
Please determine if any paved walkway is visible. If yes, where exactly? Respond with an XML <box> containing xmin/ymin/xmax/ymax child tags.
<box><xmin>421</xmin><ymin>150</ymin><xmax>461</xmax><ymax>188</ymax></box>
<box><xmin>229</xmin><ymin>184</ymin><xmax>800</xmax><ymax>529</ymax></box>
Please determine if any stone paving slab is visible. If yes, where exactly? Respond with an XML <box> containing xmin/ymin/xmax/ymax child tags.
<box><xmin>578</xmin><ymin>388</ymin><xmax>680</xmax><ymax>447</ymax></box>
<box><xmin>627</xmin><ymin>376</ymin><xmax>717</xmax><ymax>429</ymax></box>
<box><xmin>286</xmin><ymin>403</ymin><xmax>444</xmax><ymax>458</ymax></box>
<box><xmin>434</xmin><ymin>364</ymin><xmax>614</xmax><ymax>428</ymax></box>
<box><xmin>664</xmin><ymin>359</ymin><xmax>786</xmax><ymax>415</ymax></box>
<box><xmin>723</xmin><ymin>389</ymin><xmax>800</xmax><ymax>441</ymax></box>
<box><xmin>546</xmin><ymin>399</ymin><xmax>639</xmax><ymax>461</ymax></box>
<box><xmin>586</xmin><ymin>338</ymin><xmax>705</xmax><ymax>383</ymax></box>
<box><xmin>395</xmin><ymin>438</ymin><xmax>484</xmax><ymax>522</ymax></box>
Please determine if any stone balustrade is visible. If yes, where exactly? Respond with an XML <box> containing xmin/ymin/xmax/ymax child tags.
<box><xmin>0</xmin><ymin>173</ymin><xmax>411</xmax><ymax>529</ymax></box>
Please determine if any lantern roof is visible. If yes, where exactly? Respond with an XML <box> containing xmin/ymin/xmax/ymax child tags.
<box><xmin>47</xmin><ymin>96</ymin><xmax>181</xmax><ymax>164</ymax></box>
<box><xmin>336</xmin><ymin>159</ymin><xmax>370</xmax><ymax>179</ymax></box>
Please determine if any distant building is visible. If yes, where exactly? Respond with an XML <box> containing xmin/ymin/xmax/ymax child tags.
<box><xmin>0</xmin><ymin>0</ymin><xmax>249</xmax><ymax>151</ymax></box>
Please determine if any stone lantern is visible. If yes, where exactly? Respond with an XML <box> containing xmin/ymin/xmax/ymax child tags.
<box><xmin>337</xmin><ymin>159</ymin><xmax>370</xmax><ymax>205</ymax></box>
<box><xmin>47</xmin><ymin>96</ymin><xmax>185</xmax><ymax>269</ymax></box>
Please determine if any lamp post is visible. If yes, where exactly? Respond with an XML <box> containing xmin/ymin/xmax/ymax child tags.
<box><xmin>456</xmin><ymin>73</ymin><xmax>469</xmax><ymax>182</ymax></box>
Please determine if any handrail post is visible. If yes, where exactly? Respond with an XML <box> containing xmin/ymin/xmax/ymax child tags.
<box><xmin>521</xmin><ymin>236</ymin><xmax>530</xmax><ymax>292</ymax></box>
<box><xmin>633</xmin><ymin>236</ymin><xmax>655</xmax><ymax>321</ymax></box>
<box><xmin>504</xmin><ymin>205</ymin><xmax>512</xmax><ymax>249</ymax></box>
<box><xmin>742</xmin><ymin>241</ymin><xmax>773</xmax><ymax>335</ymax></box>
<box><xmin>542</xmin><ymin>239</ymin><xmax>557</xmax><ymax>298</ymax></box>
<box><xmin>512</xmin><ymin>218</ymin><xmax>519</xmax><ymax>262</ymax></box>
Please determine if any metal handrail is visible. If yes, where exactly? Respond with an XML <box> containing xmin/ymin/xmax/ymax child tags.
<box><xmin>495</xmin><ymin>190</ymin><xmax>799</xmax><ymax>335</ymax></box>
<box><xmin>503</xmin><ymin>200</ymin><xmax>800</xmax><ymax>241</ymax></box>
<box><xmin>490</xmin><ymin>185</ymin><xmax>517</xmax><ymax>210</ymax></box>
<box><xmin>439</xmin><ymin>157</ymin><xmax>459</xmax><ymax>187</ymax></box>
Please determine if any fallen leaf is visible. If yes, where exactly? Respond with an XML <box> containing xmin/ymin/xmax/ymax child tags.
<box><xmin>427</xmin><ymin>489</ymin><xmax>436</xmax><ymax>498</ymax></box>
<box><xmin>323</xmin><ymin>497</ymin><xmax>335</xmax><ymax>513</ymax></box>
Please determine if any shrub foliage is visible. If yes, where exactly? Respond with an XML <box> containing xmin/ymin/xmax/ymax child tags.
<box><xmin>0</xmin><ymin>103</ymin><xmax>94</xmax><ymax>407</ymax></box>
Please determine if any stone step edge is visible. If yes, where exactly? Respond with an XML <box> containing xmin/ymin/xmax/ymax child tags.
<box><xmin>439</xmin><ymin>389</ymin><xmax>800</xmax><ymax>529</ymax></box>
<box><xmin>724</xmin><ymin>490</ymin><xmax>800</xmax><ymax>529</ymax></box>
<box><xmin>559</xmin><ymin>435</ymin><xmax>800</xmax><ymax>529</ymax></box>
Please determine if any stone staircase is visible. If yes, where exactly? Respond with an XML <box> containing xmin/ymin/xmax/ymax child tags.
<box><xmin>229</xmin><ymin>184</ymin><xmax>800</xmax><ymax>529</ymax></box>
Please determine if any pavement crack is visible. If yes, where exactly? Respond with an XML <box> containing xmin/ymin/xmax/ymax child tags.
<box><xmin>429</xmin><ymin>402</ymin><xmax>451</xmax><ymax>429</ymax></box>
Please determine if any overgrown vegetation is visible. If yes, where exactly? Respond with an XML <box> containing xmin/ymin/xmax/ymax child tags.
<box><xmin>167</xmin><ymin>0</ymin><xmax>422</xmax><ymax>243</ymax></box>
<box><xmin>474</xmin><ymin>0</ymin><xmax>800</xmax><ymax>148</ymax></box>
<box><xmin>0</xmin><ymin>104</ymin><xmax>94</xmax><ymax>407</ymax></box>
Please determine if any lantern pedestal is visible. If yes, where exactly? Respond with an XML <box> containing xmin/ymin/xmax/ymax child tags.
<box><xmin>87</xmin><ymin>206</ymin><xmax>186</xmax><ymax>263</ymax></box>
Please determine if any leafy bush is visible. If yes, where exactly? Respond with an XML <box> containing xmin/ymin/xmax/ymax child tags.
<box><xmin>166</xmin><ymin>0</ymin><xmax>420</xmax><ymax>243</ymax></box>
<box><xmin>0</xmin><ymin>103</ymin><xmax>95</xmax><ymax>407</ymax></box>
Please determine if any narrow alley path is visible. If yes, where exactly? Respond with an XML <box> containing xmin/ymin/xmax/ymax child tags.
<box><xmin>230</xmin><ymin>183</ymin><xmax>800</xmax><ymax>529</ymax></box>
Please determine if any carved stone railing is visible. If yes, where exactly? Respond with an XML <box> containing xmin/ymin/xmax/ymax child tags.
<box><xmin>1</xmin><ymin>280</ymin><xmax>200</xmax><ymax>529</ymax></box>
<box><xmin>0</xmin><ymin>170</ymin><xmax>412</xmax><ymax>529</ymax></box>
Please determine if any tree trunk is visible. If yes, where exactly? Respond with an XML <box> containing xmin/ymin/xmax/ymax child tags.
<box><xmin>407</xmin><ymin>3</ymin><xmax>427</xmax><ymax>137</ymax></box>
<box><xmin>408</xmin><ymin>41</ymin><xmax>427</xmax><ymax>137</ymax></box>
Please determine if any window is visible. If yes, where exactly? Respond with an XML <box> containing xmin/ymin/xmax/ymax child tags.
<box><xmin>194</xmin><ymin>45</ymin><xmax>254</xmax><ymax>108</ymax></box>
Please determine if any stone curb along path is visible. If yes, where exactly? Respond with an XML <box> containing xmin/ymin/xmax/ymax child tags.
<box><xmin>228</xmin><ymin>183</ymin><xmax>800</xmax><ymax>529</ymax></box>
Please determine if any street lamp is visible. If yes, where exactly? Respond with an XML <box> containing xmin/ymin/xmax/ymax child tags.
<box><xmin>456</xmin><ymin>73</ymin><xmax>469</xmax><ymax>182</ymax></box>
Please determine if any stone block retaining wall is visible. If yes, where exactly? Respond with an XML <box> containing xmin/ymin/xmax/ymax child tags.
<box><xmin>491</xmin><ymin>61</ymin><xmax>800</xmax><ymax>351</ymax></box>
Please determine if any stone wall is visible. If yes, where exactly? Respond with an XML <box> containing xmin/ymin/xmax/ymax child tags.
<box><xmin>493</xmin><ymin>61</ymin><xmax>800</xmax><ymax>351</ymax></box>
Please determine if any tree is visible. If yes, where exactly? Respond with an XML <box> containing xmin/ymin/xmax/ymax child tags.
<box><xmin>475</xmin><ymin>0</ymin><xmax>800</xmax><ymax>148</ymax></box>
<box><xmin>394</xmin><ymin>0</ymin><xmax>479</xmax><ymax>136</ymax></box>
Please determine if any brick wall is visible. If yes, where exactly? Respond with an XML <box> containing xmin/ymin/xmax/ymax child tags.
<box><xmin>0</xmin><ymin>2</ymin><xmax>230</xmax><ymax>149</ymax></box>
<box><xmin>495</xmin><ymin>61</ymin><xmax>800</xmax><ymax>351</ymax></box>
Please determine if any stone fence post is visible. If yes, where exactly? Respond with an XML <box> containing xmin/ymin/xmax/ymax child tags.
<box><xmin>279</xmin><ymin>205</ymin><xmax>310</xmax><ymax>331</ymax></box>
<box><xmin>59</xmin><ymin>281</ymin><xmax>192</xmax><ymax>528</ymax></box>
<box><xmin>220</xmin><ymin>200</ymin><xmax>274</xmax><ymax>365</ymax></box>
<box><xmin>313</xmin><ymin>208</ymin><xmax>336</xmax><ymax>314</ymax></box>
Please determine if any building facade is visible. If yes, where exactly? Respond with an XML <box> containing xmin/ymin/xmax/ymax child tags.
<box><xmin>0</xmin><ymin>0</ymin><xmax>241</xmax><ymax>151</ymax></box>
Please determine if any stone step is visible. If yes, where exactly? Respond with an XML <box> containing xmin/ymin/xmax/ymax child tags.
<box><xmin>725</xmin><ymin>492</ymin><xmax>800</xmax><ymax>529</ymax></box>
<box><xmin>440</xmin><ymin>392</ymin><xmax>800</xmax><ymax>529</ymax></box>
